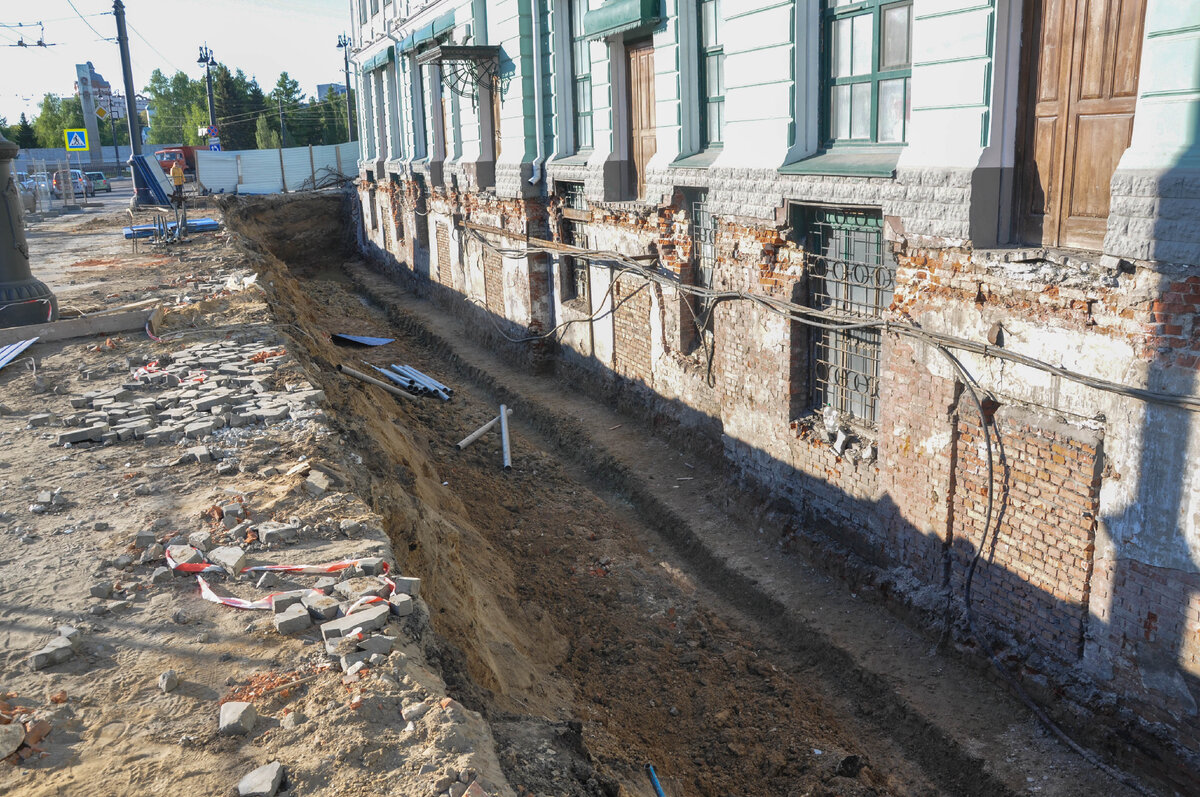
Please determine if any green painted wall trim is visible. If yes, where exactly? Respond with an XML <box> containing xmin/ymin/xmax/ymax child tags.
<box><xmin>364</xmin><ymin>45</ymin><xmax>395</xmax><ymax>72</ymax></box>
<box><xmin>779</xmin><ymin>147</ymin><xmax>900</xmax><ymax>177</ymax></box>
<box><xmin>583</xmin><ymin>0</ymin><xmax>661</xmax><ymax>41</ymax></box>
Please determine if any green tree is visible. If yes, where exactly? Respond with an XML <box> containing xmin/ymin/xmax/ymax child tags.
<box><xmin>32</xmin><ymin>94</ymin><xmax>85</xmax><ymax>148</ymax></box>
<box><xmin>144</xmin><ymin>68</ymin><xmax>204</xmax><ymax>144</ymax></box>
<box><xmin>254</xmin><ymin>114</ymin><xmax>281</xmax><ymax>149</ymax></box>
<box><xmin>15</xmin><ymin>113</ymin><xmax>38</xmax><ymax>148</ymax></box>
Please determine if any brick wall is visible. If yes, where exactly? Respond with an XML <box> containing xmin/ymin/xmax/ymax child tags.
<box><xmin>436</xmin><ymin>222</ymin><xmax>451</xmax><ymax>287</ymax></box>
<box><xmin>612</xmin><ymin>274</ymin><xmax>653</xmax><ymax>384</ymax></box>
<box><xmin>483</xmin><ymin>247</ymin><xmax>504</xmax><ymax>318</ymax></box>
<box><xmin>951</xmin><ymin>407</ymin><xmax>1101</xmax><ymax>660</ymax></box>
<box><xmin>1091</xmin><ymin>558</ymin><xmax>1200</xmax><ymax>726</ymax></box>
<box><xmin>354</xmin><ymin>174</ymin><xmax>1200</xmax><ymax>772</ymax></box>
<box><xmin>876</xmin><ymin>337</ymin><xmax>958</xmax><ymax>583</ymax></box>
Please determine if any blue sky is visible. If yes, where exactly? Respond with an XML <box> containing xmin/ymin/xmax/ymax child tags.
<box><xmin>0</xmin><ymin>0</ymin><xmax>351</xmax><ymax>122</ymax></box>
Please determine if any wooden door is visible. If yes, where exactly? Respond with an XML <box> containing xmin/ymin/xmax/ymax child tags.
<box><xmin>628</xmin><ymin>41</ymin><xmax>656</xmax><ymax>199</ymax></box>
<box><xmin>1017</xmin><ymin>0</ymin><xmax>1145</xmax><ymax>250</ymax></box>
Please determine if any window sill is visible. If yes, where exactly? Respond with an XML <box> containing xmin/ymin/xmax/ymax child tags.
<box><xmin>670</xmin><ymin>148</ymin><xmax>723</xmax><ymax>170</ymax></box>
<box><xmin>779</xmin><ymin>147</ymin><xmax>901</xmax><ymax>178</ymax></box>
<box><xmin>550</xmin><ymin>151</ymin><xmax>593</xmax><ymax>167</ymax></box>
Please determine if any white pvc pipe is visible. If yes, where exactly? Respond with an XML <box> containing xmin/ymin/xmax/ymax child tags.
<box><xmin>499</xmin><ymin>403</ymin><xmax>512</xmax><ymax>469</ymax></box>
<box><xmin>455</xmin><ymin>407</ymin><xmax>513</xmax><ymax>450</ymax></box>
<box><xmin>527</xmin><ymin>0</ymin><xmax>546</xmax><ymax>185</ymax></box>
<box><xmin>337</xmin><ymin>364</ymin><xmax>418</xmax><ymax>400</ymax></box>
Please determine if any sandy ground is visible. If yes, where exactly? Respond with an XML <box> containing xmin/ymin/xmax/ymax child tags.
<box><xmin>0</xmin><ymin>193</ymin><xmax>516</xmax><ymax>797</ymax></box>
<box><xmin>0</xmin><ymin>187</ymin><xmax>1163</xmax><ymax>797</ymax></box>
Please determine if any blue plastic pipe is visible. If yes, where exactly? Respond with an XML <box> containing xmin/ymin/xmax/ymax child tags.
<box><xmin>644</xmin><ymin>763</ymin><xmax>666</xmax><ymax>797</ymax></box>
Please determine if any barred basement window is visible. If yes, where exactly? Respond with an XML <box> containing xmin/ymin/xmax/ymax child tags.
<box><xmin>557</xmin><ymin>181</ymin><xmax>590</xmax><ymax>303</ymax></box>
<box><xmin>803</xmin><ymin>208</ymin><xmax>894</xmax><ymax>425</ymax></box>
<box><xmin>690</xmin><ymin>191</ymin><xmax>716</xmax><ymax>337</ymax></box>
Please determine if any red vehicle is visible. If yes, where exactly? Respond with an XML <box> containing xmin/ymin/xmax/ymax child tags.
<box><xmin>154</xmin><ymin>146</ymin><xmax>200</xmax><ymax>177</ymax></box>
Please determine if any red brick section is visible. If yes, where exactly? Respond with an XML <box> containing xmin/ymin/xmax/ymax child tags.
<box><xmin>876</xmin><ymin>336</ymin><xmax>959</xmax><ymax>583</ymax></box>
<box><xmin>483</xmin><ymin>247</ymin><xmax>504</xmax><ymax>318</ymax></box>
<box><xmin>1091</xmin><ymin>558</ymin><xmax>1200</xmax><ymax>727</ymax></box>
<box><xmin>612</xmin><ymin>275</ymin><xmax>653</xmax><ymax>384</ymax></box>
<box><xmin>951</xmin><ymin>407</ymin><xmax>1100</xmax><ymax>661</ymax></box>
<box><xmin>435</xmin><ymin>223</ymin><xmax>451</xmax><ymax>287</ymax></box>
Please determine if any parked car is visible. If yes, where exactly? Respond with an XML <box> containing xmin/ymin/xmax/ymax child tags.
<box><xmin>86</xmin><ymin>171</ymin><xmax>112</xmax><ymax>193</ymax></box>
<box><xmin>16</xmin><ymin>181</ymin><xmax>36</xmax><ymax>214</ymax></box>
<box><xmin>51</xmin><ymin>169</ymin><xmax>94</xmax><ymax>199</ymax></box>
<box><xmin>25</xmin><ymin>173</ymin><xmax>51</xmax><ymax>195</ymax></box>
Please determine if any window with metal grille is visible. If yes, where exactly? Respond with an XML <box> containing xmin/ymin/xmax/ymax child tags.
<box><xmin>561</xmin><ymin>180</ymin><xmax>587</xmax><ymax>211</ymax></box>
<box><xmin>558</xmin><ymin>181</ymin><xmax>589</xmax><ymax>303</ymax></box>
<box><xmin>690</xmin><ymin>192</ymin><xmax>716</xmax><ymax>335</ymax></box>
<box><xmin>571</xmin><ymin>0</ymin><xmax>593</xmax><ymax>150</ymax></box>
<box><xmin>803</xmin><ymin>208</ymin><xmax>894</xmax><ymax>425</ymax></box>
<box><xmin>823</xmin><ymin>0</ymin><xmax>912</xmax><ymax>144</ymax></box>
<box><xmin>699</xmin><ymin>0</ymin><xmax>724</xmax><ymax>146</ymax></box>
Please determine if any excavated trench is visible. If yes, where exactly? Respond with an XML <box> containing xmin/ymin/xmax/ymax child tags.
<box><xmin>219</xmin><ymin>193</ymin><xmax>1146</xmax><ymax>797</ymax></box>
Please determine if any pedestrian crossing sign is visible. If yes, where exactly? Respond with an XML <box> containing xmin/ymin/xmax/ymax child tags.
<box><xmin>64</xmin><ymin>129</ymin><xmax>89</xmax><ymax>151</ymax></box>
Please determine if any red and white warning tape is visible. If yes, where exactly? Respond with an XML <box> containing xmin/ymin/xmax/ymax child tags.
<box><xmin>197</xmin><ymin>576</ymin><xmax>284</xmax><ymax>610</ymax></box>
<box><xmin>178</xmin><ymin>554</ymin><xmax>396</xmax><ymax>611</ymax></box>
<box><xmin>243</xmin><ymin>560</ymin><xmax>390</xmax><ymax>576</ymax></box>
<box><xmin>165</xmin><ymin>546</ymin><xmax>223</xmax><ymax>574</ymax></box>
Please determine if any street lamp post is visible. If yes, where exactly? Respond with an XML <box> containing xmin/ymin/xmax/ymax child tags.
<box><xmin>197</xmin><ymin>44</ymin><xmax>216</xmax><ymax>129</ymax></box>
<box><xmin>337</xmin><ymin>34</ymin><xmax>355</xmax><ymax>142</ymax></box>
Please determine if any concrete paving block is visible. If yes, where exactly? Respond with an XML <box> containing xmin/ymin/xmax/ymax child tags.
<box><xmin>187</xmin><ymin>530</ymin><xmax>212</xmax><ymax>551</ymax></box>
<box><xmin>304</xmin><ymin>471</ymin><xmax>330</xmax><ymax>497</ymax></box>
<box><xmin>56</xmin><ymin>428</ymin><xmax>93</xmax><ymax>445</ymax></box>
<box><xmin>319</xmin><ymin>602</ymin><xmax>390</xmax><ymax>641</ymax></box>
<box><xmin>391</xmin><ymin>576</ymin><xmax>421</xmax><ymax>597</ymax></box>
<box><xmin>238</xmin><ymin>761</ymin><xmax>284</xmax><ymax>797</ymax></box>
<box><xmin>270</xmin><ymin>591</ymin><xmax>307</xmax><ymax>614</ymax></box>
<box><xmin>208</xmin><ymin>546</ymin><xmax>246</xmax><ymax>576</ymax></box>
<box><xmin>274</xmin><ymin>603</ymin><xmax>312</xmax><ymax>635</ymax></box>
<box><xmin>388</xmin><ymin>594</ymin><xmax>414</xmax><ymax>617</ymax></box>
<box><xmin>29</xmin><ymin>637</ymin><xmax>75</xmax><ymax>670</ymax></box>
<box><xmin>188</xmin><ymin>445</ymin><xmax>213</xmax><ymax>464</ymax></box>
<box><xmin>334</xmin><ymin>577</ymin><xmax>390</xmax><ymax>601</ymax></box>
<box><xmin>166</xmin><ymin>545</ymin><xmax>203</xmax><ymax>566</ymax></box>
<box><xmin>256</xmin><ymin>521</ymin><xmax>299</xmax><ymax>545</ymax></box>
<box><xmin>58</xmin><ymin>625</ymin><xmax>82</xmax><ymax>649</ymax></box>
<box><xmin>218</xmin><ymin>701</ymin><xmax>257</xmax><ymax>735</ymax></box>
<box><xmin>302</xmin><ymin>593</ymin><xmax>341</xmax><ymax>621</ymax></box>
<box><xmin>357</xmin><ymin>634</ymin><xmax>393</xmax><ymax>655</ymax></box>
<box><xmin>355</xmin><ymin>557</ymin><xmax>386</xmax><ymax>575</ymax></box>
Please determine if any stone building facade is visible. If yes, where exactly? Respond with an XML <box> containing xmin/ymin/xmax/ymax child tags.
<box><xmin>349</xmin><ymin>0</ymin><xmax>1200</xmax><ymax>778</ymax></box>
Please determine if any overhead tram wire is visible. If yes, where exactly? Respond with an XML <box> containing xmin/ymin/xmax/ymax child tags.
<box><xmin>64</xmin><ymin>0</ymin><xmax>111</xmax><ymax>41</ymax></box>
<box><xmin>125</xmin><ymin>21</ymin><xmax>187</xmax><ymax>75</ymax></box>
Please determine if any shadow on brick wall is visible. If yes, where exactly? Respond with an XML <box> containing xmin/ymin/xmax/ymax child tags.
<box><xmin>340</xmin><ymin>189</ymin><xmax>1200</xmax><ymax>792</ymax></box>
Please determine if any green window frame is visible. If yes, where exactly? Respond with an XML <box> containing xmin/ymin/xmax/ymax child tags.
<box><xmin>571</xmin><ymin>0</ymin><xmax>593</xmax><ymax>151</ymax></box>
<box><xmin>822</xmin><ymin>0</ymin><xmax>912</xmax><ymax>146</ymax></box>
<box><xmin>699</xmin><ymin>0</ymin><xmax>725</xmax><ymax>147</ymax></box>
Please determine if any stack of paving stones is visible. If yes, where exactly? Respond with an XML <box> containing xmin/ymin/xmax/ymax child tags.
<box><xmin>54</xmin><ymin>340</ymin><xmax>325</xmax><ymax>447</ymax></box>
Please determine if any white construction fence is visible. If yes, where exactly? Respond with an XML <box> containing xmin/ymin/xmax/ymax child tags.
<box><xmin>195</xmin><ymin>142</ymin><xmax>359</xmax><ymax>195</ymax></box>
